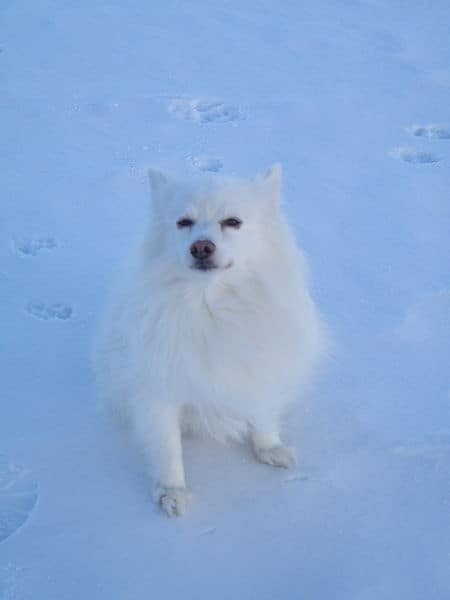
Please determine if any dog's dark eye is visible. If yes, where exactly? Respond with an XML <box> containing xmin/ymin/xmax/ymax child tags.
<box><xmin>221</xmin><ymin>217</ymin><xmax>242</xmax><ymax>229</ymax></box>
<box><xmin>177</xmin><ymin>217</ymin><xmax>195</xmax><ymax>229</ymax></box>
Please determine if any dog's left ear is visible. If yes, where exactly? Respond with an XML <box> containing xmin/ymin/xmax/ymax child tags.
<box><xmin>256</xmin><ymin>163</ymin><xmax>283</xmax><ymax>205</ymax></box>
<box><xmin>148</xmin><ymin>168</ymin><xmax>171</xmax><ymax>215</ymax></box>
<box><xmin>148</xmin><ymin>168</ymin><xmax>168</xmax><ymax>199</ymax></box>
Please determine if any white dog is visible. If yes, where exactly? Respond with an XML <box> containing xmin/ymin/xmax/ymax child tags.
<box><xmin>94</xmin><ymin>165</ymin><xmax>325</xmax><ymax>517</ymax></box>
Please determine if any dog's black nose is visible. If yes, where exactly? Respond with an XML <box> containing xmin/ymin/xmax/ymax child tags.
<box><xmin>190</xmin><ymin>239</ymin><xmax>216</xmax><ymax>259</ymax></box>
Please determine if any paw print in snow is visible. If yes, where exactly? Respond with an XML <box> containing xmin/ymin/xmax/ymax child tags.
<box><xmin>26</xmin><ymin>302</ymin><xmax>73</xmax><ymax>321</ymax></box>
<box><xmin>408</xmin><ymin>124</ymin><xmax>450</xmax><ymax>139</ymax></box>
<box><xmin>390</xmin><ymin>146</ymin><xmax>440</xmax><ymax>164</ymax></box>
<box><xmin>190</xmin><ymin>156</ymin><xmax>223</xmax><ymax>172</ymax></box>
<box><xmin>169</xmin><ymin>98</ymin><xmax>242</xmax><ymax>124</ymax></box>
<box><xmin>14</xmin><ymin>237</ymin><xmax>56</xmax><ymax>257</ymax></box>
<box><xmin>0</xmin><ymin>455</ymin><xmax>38</xmax><ymax>543</ymax></box>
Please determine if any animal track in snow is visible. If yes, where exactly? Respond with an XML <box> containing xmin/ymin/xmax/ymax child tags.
<box><xmin>169</xmin><ymin>98</ymin><xmax>242</xmax><ymax>124</ymax></box>
<box><xmin>408</xmin><ymin>124</ymin><xmax>450</xmax><ymax>139</ymax></box>
<box><xmin>199</xmin><ymin>527</ymin><xmax>217</xmax><ymax>537</ymax></box>
<box><xmin>0</xmin><ymin>455</ymin><xmax>38</xmax><ymax>543</ymax></box>
<box><xmin>26</xmin><ymin>302</ymin><xmax>73</xmax><ymax>321</ymax></box>
<box><xmin>284</xmin><ymin>474</ymin><xmax>315</xmax><ymax>483</ymax></box>
<box><xmin>14</xmin><ymin>237</ymin><xmax>56</xmax><ymax>256</ymax></box>
<box><xmin>390</xmin><ymin>146</ymin><xmax>440</xmax><ymax>164</ymax></box>
<box><xmin>190</xmin><ymin>155</ymin><xmax>223</xmax><ymax>172</ymax></box>
<box><xmin>86</xmin><ymin>101</ymin><xmax>112</xmax><ymax>117</ymax></box>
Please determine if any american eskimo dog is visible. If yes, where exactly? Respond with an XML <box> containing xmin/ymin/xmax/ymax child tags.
<box><xmin>94</xmin><ymin>165</ymin><xmax>325</xmax><ymax>516</ymax></box>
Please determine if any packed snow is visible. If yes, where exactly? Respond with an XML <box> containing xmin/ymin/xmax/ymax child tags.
<box><xmin>1</xmin><ymin>0</ymin><xmax>449</xmax><ymax>598</ymax></box>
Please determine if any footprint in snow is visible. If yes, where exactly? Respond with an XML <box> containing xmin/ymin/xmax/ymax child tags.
<box><xmin>199</xmin><ymin>527</ymin><xmax>217</xmax><ymax>537</ymax></box>
<box><xmin>408</xmin><ymin>124</ymin><xmax>450</xmax><ymax>139</ymax></box>
<box><xmin>190</xmin><ymin>156</ymin><xmax>223</xmax><ymax>172</ymax></box>
<box><xmin>26</xmin><ymin>302</ymin><xmax>73</xmax><ymax>321</ymax></box>
<box><xmin>169</xmin><ymin>98</ymin><xmax>242</xmax><ymax>124</ymax></box>
<box><xmin>86</xmin><ymin>101</ymin><xmax>111</xmax><ymax>117</ymax></box>
<box><xmin>390</xmin><ymin>146</ymin><xmax>440</xmax><ymax>164</ymax></box>
<box><xmin>0</xmin><ymin>455</ymin><xmax>38</xmax><ymax>543</ymax></box>
<box><xmin>14</xmin><ymin>237</ymin><xmax>56</xmax><ymax>257</ymax></box>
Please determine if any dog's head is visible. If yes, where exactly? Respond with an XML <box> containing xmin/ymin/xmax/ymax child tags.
<box><xmin>148</xmin><ymin>165</ymin><xmax>284</xmax><ymax>277</ymax></box>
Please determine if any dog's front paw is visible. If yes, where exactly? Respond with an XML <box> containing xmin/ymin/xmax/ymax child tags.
<box><xmin>255</xmin><ymin>445</ymin><xmax>297</xmax><ymax>469</ymax></box>
<box><xmin>155</xmin><ymin>487</ymin><xmax>192</xmax><ymax>517</ymax></box>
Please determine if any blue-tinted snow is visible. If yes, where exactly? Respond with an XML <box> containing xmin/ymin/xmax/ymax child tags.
<box><xmin>1</xmin><ymin>1</ymin><xmax>449</xmax><ymax>598</ymax></box>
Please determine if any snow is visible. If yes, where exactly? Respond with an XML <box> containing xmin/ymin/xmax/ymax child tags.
<box><xmin>1</xmin><ymin>0</ymin><xmax>450</xmax><ymax>598</ymax></box>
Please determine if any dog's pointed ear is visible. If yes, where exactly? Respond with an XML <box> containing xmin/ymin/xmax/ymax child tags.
<box><xmin>257</xmin><ymin>163</ymin><xmax>283</xmax><ymax>205</ymax></box>
<box><xmin>148</xmin><ymin>168</ymin><xmax>169</xmax><ymax>204</ymax></box>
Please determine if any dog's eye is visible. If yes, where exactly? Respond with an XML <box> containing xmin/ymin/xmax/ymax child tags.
<box><xmin>177</xmin><ymin>218</ymin><xmax>195</xmax><ymax>229</ymax></box>
<box><xmin>221</xmin><ymin>217</ymin><xmax>242</xmax><ymax>229</ymax></box>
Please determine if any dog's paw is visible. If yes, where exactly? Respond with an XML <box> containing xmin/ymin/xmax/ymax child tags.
<box><xmin>255</xmin><ymin>445</ymin><xmax>297</xmax><ymax>469</ymax></box>
<box><xmin>155</xmin><ymin>487</ymin><xmax>192</xmax><ymax>517</ymax></box>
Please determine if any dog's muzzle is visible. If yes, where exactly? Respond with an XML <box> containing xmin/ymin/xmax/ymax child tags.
<box><xmin>191</xmin><ymin>259</ymin><xmax>217</xmax><ymax>271</ymax></box>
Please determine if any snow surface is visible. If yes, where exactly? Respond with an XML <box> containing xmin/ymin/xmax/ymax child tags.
<box><xmin>1</xmin><ymin>0</ymin><xmax>450</xmax><ymax>598</ymax></box>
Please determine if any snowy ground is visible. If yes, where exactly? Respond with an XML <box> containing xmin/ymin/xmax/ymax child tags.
<box><xmin>1</xmin><ymin>1</ymin><xmax>450</xmax><ymax>598</ymax></box>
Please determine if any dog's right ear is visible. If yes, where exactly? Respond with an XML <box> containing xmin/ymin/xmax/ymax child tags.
<box><xmin>148</xmin><ymin>168</ymin><xmax>169</xmax><ymax>206</ymax></box>
<box><xmin>261</xmin><ymin>163</ymin><xmax>282</xmax><ymax>199</ymax></box>
<box><xmin>253</xmin><ymin>163</ymin><xmax>283</xmax><ymax>208</ymax></box>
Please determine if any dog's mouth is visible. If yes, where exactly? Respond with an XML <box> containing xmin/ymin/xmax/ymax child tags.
<box><xmin>190</xmin><ymin>260</ymin><xmax>233</xmax><ymax>271</ymax></box>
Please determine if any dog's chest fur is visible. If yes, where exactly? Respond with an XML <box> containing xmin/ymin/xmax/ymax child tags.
<box><xmin>143</xmin><ymin>273</ymin><xmax>305</xmax><ymax>409</ymax></box>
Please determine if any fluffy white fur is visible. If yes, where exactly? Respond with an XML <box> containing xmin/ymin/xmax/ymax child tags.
<box><xmin>94</xmin><ymin>165</ymin><xmax>326</xmax><ymax>517</ymax></box>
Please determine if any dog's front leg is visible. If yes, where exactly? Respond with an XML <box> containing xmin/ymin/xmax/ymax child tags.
<box><xmin>136</xmin><ymin>405</ymin><xmax>191</xmax><ymax>517</ymax></box>
<box><xmin>251</xmin><ymin>430</ymin><xmax>297</xmax><ymax>469</ymax></box>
